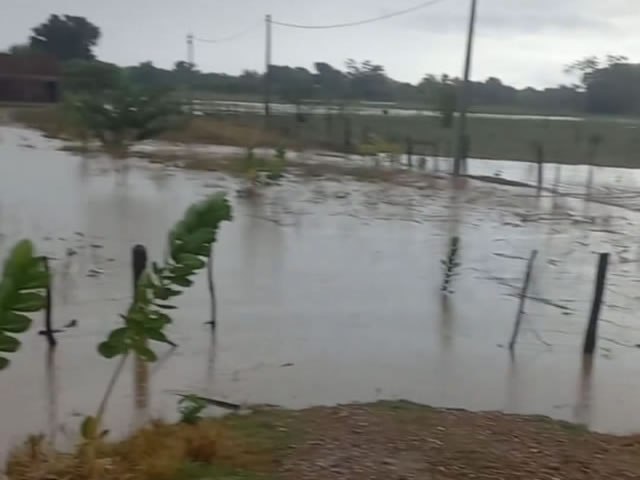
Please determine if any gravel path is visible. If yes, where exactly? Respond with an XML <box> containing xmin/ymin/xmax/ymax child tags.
<box><xmin>278</xmin><ymin>402</ymin><xmax>640</xmax><ymax>479</ymax></box>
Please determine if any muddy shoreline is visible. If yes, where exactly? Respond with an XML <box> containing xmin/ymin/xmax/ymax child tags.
<box><xmin>8</xmin><ymin>401</ymin><xmax>640</xmax><ymax>479</ymax></box>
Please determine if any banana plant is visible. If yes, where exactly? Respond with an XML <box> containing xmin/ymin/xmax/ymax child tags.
<box><xmin>97</xmin><ymin>193</ymin><xmax>232</xmax><ymax>361</ymax></box>
<box><xmin>83</xmin><ymin>193</ymin><xmax>232</xmax><ymax>454</ymax></box>
<box><xmin>0</xmin><ymin>240</ymin><xmax>50</xmax><ymax>370</ymax></box>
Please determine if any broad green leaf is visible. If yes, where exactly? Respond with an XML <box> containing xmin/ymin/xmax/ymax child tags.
<box><xmin>0</xmin><ymin>334</ymin><xmax>20</xmax><ymax>353</ymax></box>
<box><xmin>0</xmin><ymin>313</ymin><xmax>32</xmax><ymax>333</ymax></box>
<box><xmin>168</xmin><ymin>264</ymin><xmax>195</xmax><ymax>278</ymax></box>
<box><xmin>155</xmin><ymin>303</ymin><xmax>178</xmax><ymax>310</ymax></box>
<box><xmin>177</xmin><ymin>253</ymin><xmax>205</xmax><ymax>270</ymax></box>
<box><xmin>12</xmin><ymin>292</ymin><xmax>45</xmax><ymax>312</ymax></box>
<box><xmin>134</xmin><ymin>344</ymin><xmax>157</xmax><ymax>362</ymax></box>
<box><xmin>0</xmin><ymin>356</ymin><xmax>9</xmax><ymax>370</ymax></box>
<box><xmin>98</xmin><ymin>340</ymin><xmax>127</xmax><ymax>359</ymax></box>
<box><xmin>144</xmin><ymin>328</ymin><xmax>172</xmax><ymax>345</ymax></box>
<box><xmin>153</xmin><ymin>286</ymin><xmax>181</xmax><ymax>301</ymax></box>
<box><xmin>184</xmin><ymin>229</ymin><xmax>215</xmax><ymax>250</ymax></box>
<box><xmin>107</xmin><ymin>327</ymin><xmax>129</xmax><ymax>346</ymax></box>
<box><xmin>146</xmin><ymin>311</ymin><xmax>172</xmax><ymax>328</ymax></box>
<box><xmin>81</xmin><ymin>416</ymin><xmax>98</xmax><ymax>440</ymax></box>
<box><xmin>0</xmin><ymin>278</ymin><xmax>16</xmax><ymax>311</ymax></box>
<box><xmin>5</xmin><ymin>240</ymin><xmax>34</xmax><ymax>276</ymax></box>
<box><xmin>170</xmin><ymin>276</ymin><xmax>193</xmax><ymax>288</ymax></box>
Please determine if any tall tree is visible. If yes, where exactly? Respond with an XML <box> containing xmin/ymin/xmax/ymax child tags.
<box><xmin>29</xmin><ymin>15</ymin><xmax>100</xmax><ymax>61</ymax></box>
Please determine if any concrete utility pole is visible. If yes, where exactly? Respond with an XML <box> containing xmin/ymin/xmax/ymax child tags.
<box><xmin>187</xmin><ymin>33</ymin><xmax>195</xmax><ymax>113</ymax></box>
<box><xmin>453</xmin><ymin>0</ymin><xmax>478</xmax><ymax>176</ymax></box>
<box><xmin>264</xmin><ymin>14</ymin><xmax>273</xmax><ymax>118</ymax></box>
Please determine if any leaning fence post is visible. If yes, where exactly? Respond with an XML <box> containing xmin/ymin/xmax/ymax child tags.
<box><xmin>206</xmin><ymin>254</ymin><xmax>217</xmax><ymax>330</ymax></box>
<box><xmin>509</xmin><ymin>250</ymin><xmax>538</xmax><ymax>351</ymax></box>
<box><xmin>533</xmin><ymin>142</ymin><xmax>544</xmax><ymax>191</ymax></box>
<box><xmin>583</xmin><ymin>253</ymin><xmax>609</xmax><ymax>355</ymax></box>
<box><xmin>132</xmin><ymin>245</ymin><xmax>148</xmax><ymax>302</ymax></box>
<box><xmin>441</xmin><ymin>236</ymin><xmax>461</xmax><ymax>295</ymax></box>
<box><xmin>41</xmin><ymin>257</ymin><xmax>57</xmax><ymax>347</ymax></box>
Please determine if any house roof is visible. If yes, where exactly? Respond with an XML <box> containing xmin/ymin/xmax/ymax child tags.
<box><xmin>0</xmin><ymin>53</ymin><xmax>61</xmax><ymax>79</ymax></box>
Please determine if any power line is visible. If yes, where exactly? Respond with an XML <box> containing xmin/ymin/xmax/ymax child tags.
<box><xmin>271</xmin><ymin>0</ymin><xmax>451</xmax><ymax>29</ymax></box>
<box><xmin>194</xmin><ymin>21</ymin><xmax>261</xmax><ymax>44</ymax></box>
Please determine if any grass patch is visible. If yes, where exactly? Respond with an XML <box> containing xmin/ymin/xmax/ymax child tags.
<box><xmin>12</xmin><ymin>105</ymin><xmax>640</xmax><ymax>169</ymax></box>
<box><xmin>6</xmin><ymin>410</ymin><xmax>300</xmax><ymax>480</ymax></box>
<box><xmin>159</xmin><ymin>117</ymin><xmax>296</xmax><ymax>149</ymax></box>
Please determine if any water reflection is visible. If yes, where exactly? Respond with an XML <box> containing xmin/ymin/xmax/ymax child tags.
<box><xmin>205</xmin><ymin>330</ymin><xmax>218</xmax><ymax>398</ymax></box>
<box><xmin>574</xmin><ymin>354</ymin><xmax>594</xmax><ymax>426</ymax></box>
<box><xmin>45</xmin><ymin>346</ymin><xmax>58</xmax><ymax>445</ymax></box>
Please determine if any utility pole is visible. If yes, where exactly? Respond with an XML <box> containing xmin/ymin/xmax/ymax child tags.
<box><xmin>187</xmin><ymin>33</ymin><xmax>195</xmax><ymax>114</ymax></box>
<box><xmin>453</xmin><ymin>0</ymin><xmax>478</xmax><ymax>176</ymax></box>
<box><xmin>264</xmin><ymin>14</ymin><xmax>273</xmax><ymax>118</ymax></box>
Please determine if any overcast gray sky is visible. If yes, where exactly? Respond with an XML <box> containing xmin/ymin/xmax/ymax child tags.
<box><xmin>2</xmin><ymin>0</ymin><xmax>639</xmax><ymax>88</ymax></box>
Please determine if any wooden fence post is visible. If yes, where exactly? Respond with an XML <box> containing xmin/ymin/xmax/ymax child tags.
<box><xmin>441</xmin><ymin>236</ymin><xmax>461</xmax><ymax>295</ymax></box>
<box><xmin>509</xmin><ymin>250</ymin><xmax>538</xmax><ymax>351</ymax></box>
<box><xmin>206</xmin><ymin>255</ymin><xmax>217</xmax><ymax>330</ymax></box>
<box><xmin>534</xmin><ymin>142</ymin><xmax>544</xmax><ymax>191</ymax></box>
<box><xmin>39</xmin><ymin>257</ymin><xmax>57</xmax><ymax>347</ymax></box>
<box><xmin>132</xmin><ymin>245</ymin><xmax>147</xmax><ymax>301</ymax></box>
<box><xmin>583</xmin><ymin>253</ymin><xmax>609</xmax><ymax>355</ymax></box>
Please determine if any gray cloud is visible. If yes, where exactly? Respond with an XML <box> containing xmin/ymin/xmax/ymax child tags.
<box><xmin>1</xmin><ymin>0</ymin><xmax>639</xmax><ymax>88</ymax></box>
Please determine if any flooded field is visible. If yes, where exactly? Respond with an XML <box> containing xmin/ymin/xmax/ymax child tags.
<box><xmin>194</xmin><ymin>99</ymin><xmax>585</xmax><ymax>122</ymax></box>
<box><xmin>4</xmin><ymin>126</ymin><xmax>640</xmax><ymax>457</ymax></box>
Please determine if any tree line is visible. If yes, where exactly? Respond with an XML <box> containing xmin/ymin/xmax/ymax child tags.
<box><xmin>5</xmin><ymin>14</ymin><xmax>640</xmax><ymax>116</ymax></box>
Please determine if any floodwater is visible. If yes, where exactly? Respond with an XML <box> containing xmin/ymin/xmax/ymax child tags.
<box><xmin>4</xmin><ymin>126</ymin><xmax>640</xmax><ymax>458</ymax></box>
<box><xmin>194</xmin><ymin>99</ymin><xmax>584</xmax><ymax>122</ymax></box>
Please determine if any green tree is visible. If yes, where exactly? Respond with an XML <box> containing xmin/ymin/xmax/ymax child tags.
<box><xmin>69</xmin><ymin>83</ymin><xmax>180</xmax><ymax>156</ymax></box>
<box><xmin>62</xmin><ymin>60</ymin><xmax>122</xmax><ymax>94</ymax></box>
<box><xmin>29</xmin><ymin>14</ymin><xmax>100</xmax><ymax>61</ymax></box>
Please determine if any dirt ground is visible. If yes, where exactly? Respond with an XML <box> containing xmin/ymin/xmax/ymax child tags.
<box><xmin>274</xmin><ymin>402</ymin><xmax>640</xmax><ymax>480</ymax></box>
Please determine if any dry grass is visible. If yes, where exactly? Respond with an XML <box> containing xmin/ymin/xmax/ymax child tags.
<box><xmin>8</xmin><ymin>402</ymin><xmax>640</xmax><ymax>479</ymax></box>
<box><xmin>159</xmin><ymin>117</ymin><xmax>295</xmax><ymax>149</ymax></box>
<box><xmin>5</xmin><ymin>415</ymin><xmax>290</xmax><ymax>480</ymax></box>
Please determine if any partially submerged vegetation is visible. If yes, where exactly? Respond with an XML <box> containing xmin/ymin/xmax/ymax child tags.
<box><xmin>11</xmin><ymin>104</ymin><xmax>640</xmax><ymax>168</ymax></box>
<box><xmin>7</xmin><ymin>401</ymin><xmax>640</xmax><ymax>479</ymax></box>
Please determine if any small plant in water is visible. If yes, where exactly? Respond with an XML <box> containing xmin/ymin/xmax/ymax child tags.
<box><xmin>266</xmin><ymin>146</ymin><xmax>287</xmax><ymax>181</ymax></box>
<box><xmin>441</xmin><ymin>236</ymin><xmax>461</xmax><ymax>295</ymax></box>
<box><xmin>178</xmin><ymin>394</ymin><xmax>208</xmax><ymax>425</ymax></box>
<box><xmin>81</xmin><ymin>194</ymin><xmax>232</xmax><ymax>476</ymax></box>
<box><xmin>0</xmin><ymin>240</ymin><xmax>50</xmax><ymax>370</ymax></box>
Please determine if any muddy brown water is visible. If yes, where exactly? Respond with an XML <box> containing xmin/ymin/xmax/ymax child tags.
<box><xmin>4</xmin><ymin>126</ymin><xmax>640</xmax><ymax>457</ymax></box>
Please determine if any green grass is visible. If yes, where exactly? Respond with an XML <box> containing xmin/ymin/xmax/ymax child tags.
<box><xmin>11</xmin><ymin>103</ymin><xmax>640</xmax><ymax>169</ymax></box>
<box><xmin>218</xmin><ymin>409</ymin><xmax>302</xmax><ymax>454</ymax></box>
<box><xmin>234</xmin><ymin>111</ymin><xmax>640</xmax><ymax>168</ymax></box>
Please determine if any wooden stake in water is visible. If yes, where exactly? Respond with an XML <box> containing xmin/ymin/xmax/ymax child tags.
<box><xmin>40</xmin><ymin>257</ymin><xmax>57</xmax><ymax>347</ymax></box>
<box><xmin>406</xmin><ymin>137</ymin><xmax>413</xmax><ymax>168</ymax></box>
<box><xmin>206</xmin><ymin>254</ymin><xmax>217</xmax><ymax>330</ymax></box>
<box><xmin>583</xmin><ymin>253</ymin><xmax>609</xmax><ymax>355</ymax></box>
<box><xmin>509</xmin><ymin>250</ymin><xmax>538</xmax><ymax>351</ymax></box>
<box><xmin>132</xmin><ymin>245</ymin><xmax>147</xmax><ymax>301</ymax></box>
<box><xmin>441</xmin><ymin>236</ymin><xmax>461</xmax><ymax>295</ymax></box>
